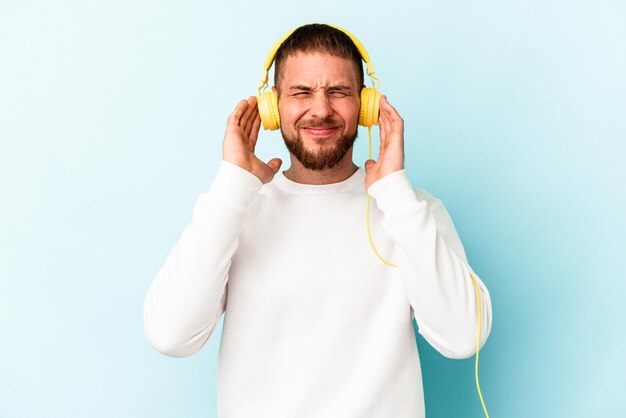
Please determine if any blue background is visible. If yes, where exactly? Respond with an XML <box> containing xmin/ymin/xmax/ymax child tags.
<box><xmin>1</xmin><ymin>1</ymin><xmax>625</xmax><ymax>417</ymax></box>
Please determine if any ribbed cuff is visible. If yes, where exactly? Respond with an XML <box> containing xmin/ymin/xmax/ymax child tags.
<box><xmin>208</xmin><ymin>161</ymin><xmax>263</xmax><ymax>211</ymax></box>
<box><xmin>367</xmin><ymin>170</ymin><xmax>421</xmax><ymax>214</ymax></box>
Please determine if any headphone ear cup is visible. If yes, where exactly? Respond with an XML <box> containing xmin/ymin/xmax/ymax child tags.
<box><xmin>359</xmin><ymin>87</ymin><xmax>380</xmax><ymax>127</ymax></box>
<box><xmin>258</xmin><ymin>91</ymin><xmax>280</xmax><ymax>131</ymax></box>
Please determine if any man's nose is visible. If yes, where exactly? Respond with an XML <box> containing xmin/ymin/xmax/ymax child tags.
<box><xmin>309</xmin><ymin>94</ymin><xmax>333</xmax><ymax>119</ymax></box>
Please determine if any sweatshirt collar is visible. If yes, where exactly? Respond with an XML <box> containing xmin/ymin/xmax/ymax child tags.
<box><xmin>272</xmin><ymin>167</ymin><xmax>366</xmax><ymax>195</ymax></box>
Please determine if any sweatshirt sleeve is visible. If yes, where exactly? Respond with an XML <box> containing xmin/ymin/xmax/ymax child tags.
<box><xmin>368</xmin><ymin>170</ymin><xmax>492</xmax><ymax>359</ymax></box>
<box><xmin>143</xmin><ymin>161</ymin><xmax>263</xmax><ymax>357</ymax></box>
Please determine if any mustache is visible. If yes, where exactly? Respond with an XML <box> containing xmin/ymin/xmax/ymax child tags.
<box><xmin>297</xmin><ymin>118</ymin><xmax>342</xmax><ymax>129</ymax></box>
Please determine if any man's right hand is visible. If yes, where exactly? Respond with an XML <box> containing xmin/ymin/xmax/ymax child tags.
<box><xmin>222</xmin><ymin>96</ymin><xmax>282</xmax><ymax>184</ymax></box>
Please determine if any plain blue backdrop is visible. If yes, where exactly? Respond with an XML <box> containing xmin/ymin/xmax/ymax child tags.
<box><xmin>1</xmin><ymin>0</ymin><xmax>625</xmax><ymax>417</ymax></box>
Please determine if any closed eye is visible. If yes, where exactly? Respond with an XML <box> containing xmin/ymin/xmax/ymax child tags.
<box><xmin>329</xmin><ymin>90</ymin><xmax>350</xmax><ymax>97</ymax></box>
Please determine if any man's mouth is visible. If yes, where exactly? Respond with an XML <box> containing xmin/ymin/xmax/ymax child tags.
<box><xmin>302</xmin><ymin>127</ymin><xmax>338</xmax><ymax>137</ymax></box>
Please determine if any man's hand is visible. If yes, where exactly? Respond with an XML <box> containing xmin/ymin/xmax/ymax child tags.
<box><xmin>364</xmin><ymin>95</ymin><xmax>405</xmax><ymax>190</ymax></box>
<box><xmin>223</xmin><ymin>96</ymin><xmax>282</xmax><ymax>184</ymax></box>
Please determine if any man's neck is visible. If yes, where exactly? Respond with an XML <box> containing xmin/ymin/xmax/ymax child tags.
<box><xmin>283</xmin><ymin>152</ymin><xmax>359</xmax><ymax>185</ymax></box>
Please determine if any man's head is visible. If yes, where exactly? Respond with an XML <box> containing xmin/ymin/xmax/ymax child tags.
<box><xmin>272</xmin><ymin>24</ymin><xmax>365</xmax><ymax>171</ymax></box>
<box><xmin>274</xmin><ymin>24</ymin><xmax>364</xmax><ymax>91</ymax></box>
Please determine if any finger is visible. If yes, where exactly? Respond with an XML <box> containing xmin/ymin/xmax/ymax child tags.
<box><xmin>380</xmin><ymin>94</ymin><xmax>388</xmax><ymax>106</ymax></box>
<box><xmin>266</xmin><ymin>158</ymin><xmax>283</xmax><ymax>173</ymax></box>
<box><xmin>378</xmin><ymin>108</ymin><xmax>389</xmax><ymax>145</ymax></box>
<box><xmin>243</xmin><ymin>102</ymin><xmax>259</xmax><ymax>137</ymax></box>
<box><xmin>364</xmin><ymin>159</ymin><xmax>377</xmax><ymax>171</ymax></box>
<box><xmin>248</xmin><ymin>112</ymin><xmax>262</xmax><ymax>145</ymax></box>
<box><xmin>380</xmin><ymin>95</ymin><xmax>394</xmax><ymax>113</ymax></box>
<box><xmin>379</xmin><ymin>95</ymin><xmax>388</xmax><ymax>117</ymax></box>
<box><xmin>240</xmin><ymin>96</ymin><xmax>258</xmax><ymax>132</ymax></box>
<box><xmin>228</xmin><ymin>99</ymin><xmax>248</xmax><ymax>125</ymax></box>
<box><xmin>380</xmin><ymin>96</ymin><xmax>392</xmax><ymax>122</ymax></box>
<box><xmin>381</xmin><ymin>97</ymin><xmax>404</xmax><ymax>138</ymax></box>
<box><xmin>379</xmin><ymin>106</ymin><xmax>388</xmax><ymax>128</ymax></box>
<box><xmin>380</xmin><ymin>95</ymin><xmax>401</xmax><ymax>122</ymax></box>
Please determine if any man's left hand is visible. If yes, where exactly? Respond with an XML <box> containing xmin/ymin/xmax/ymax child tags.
<box><xmin>364</xmin><ymin>95</ymin><xmax>405</xmax><ymax>190</ymax></box>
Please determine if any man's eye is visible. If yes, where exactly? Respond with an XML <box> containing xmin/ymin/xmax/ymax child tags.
<box><xmin>330</xmin><ymin>91</ymin><xmax>349</xmax><ymax>97</ymax></box>
<box><xmin>293</xmin><ymin>92</ymin><xmax>311</xmax><ymax>97</ymax></box>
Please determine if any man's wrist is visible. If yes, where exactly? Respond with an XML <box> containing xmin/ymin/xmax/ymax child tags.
<box><xmin>207</xmin><ymin>161</ymin><xmax>263</xmax><ymax>208</ymax></box>
<box><xmin>367</xmin><ymin>169</ymin><xmax>420</xmax><ymax>214</ymax></box>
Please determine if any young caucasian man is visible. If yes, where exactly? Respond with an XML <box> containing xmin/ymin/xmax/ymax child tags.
<box><xmin>144</xmin><ymin>23</ymin><xmax>492</xmax><ymax>418</ymax></box>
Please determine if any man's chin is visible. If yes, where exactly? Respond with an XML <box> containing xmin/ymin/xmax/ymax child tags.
<box><xmin>301</xmin><ymin>139</ymin><xmax>341</xmax><ymax>153</ymax></box>
<box><xmin>282</xmin><ymin>128</ymin><xmax>357</xmax><ymax>171</ymax></box>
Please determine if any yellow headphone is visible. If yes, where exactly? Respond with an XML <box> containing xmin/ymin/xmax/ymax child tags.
<box><xmin>256</xmin><ymin>24</ymin><xmax>381</xmax><ymax>131</ymax></box>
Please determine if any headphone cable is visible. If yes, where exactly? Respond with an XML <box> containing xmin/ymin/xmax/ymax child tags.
<box><xmin>365</xmin><ymin>126</ymin><xmax>490</xmax><ymax>418</ymax></box>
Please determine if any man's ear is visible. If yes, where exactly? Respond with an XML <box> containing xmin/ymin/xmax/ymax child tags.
<box><xmin>272</xmin><ymin>86</ymin><xmax>278</xmax><ymax>96</ymax></box>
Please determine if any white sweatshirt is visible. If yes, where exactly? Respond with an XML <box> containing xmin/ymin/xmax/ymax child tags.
<box><xmin>144</xmin><ymin>161</ymin><xmax>492</xmax><ymax>418</ymax></box>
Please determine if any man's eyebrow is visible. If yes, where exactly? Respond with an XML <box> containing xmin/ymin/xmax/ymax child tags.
<box><xmin>287</xmin><ymin>84</ymin><xmax>354</xmax><ymax>92</ymax></box>
<box><xmin>288</xmin><ymin>85</ymin><xmax>314</xmax><ymax>92</ymax></box>
<box><xmin>327</xmin><ymin>84</ymin><xmax>353</xmax><ymax>91</ymax></box>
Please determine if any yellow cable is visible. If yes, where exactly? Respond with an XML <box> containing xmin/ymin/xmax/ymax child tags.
<box><xmin>366</xmin><ymin>126</ymin><xmax>490</xmax><ymax>417</ymax></box>
<box><xmin>366</xmin><ymin>126</ymin><xmax>398</xmax><ymax>268</ymax></box>
<box><xmin>366</xmin><ymin>194</ymin><xmax>398</xmax><ymax>268</ymax></box>
<box><xmin>470</xmin><ymin>272</ymin><xmax>490</xmax><ymax>418</ymax></box>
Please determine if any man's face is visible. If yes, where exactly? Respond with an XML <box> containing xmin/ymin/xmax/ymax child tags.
<box><xmin>276</xmin><ymin>52</ymin><xmax>361</xmax><ymax>171</ymax></box>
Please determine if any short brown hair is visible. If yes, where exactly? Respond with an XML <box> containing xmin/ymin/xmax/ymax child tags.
<box><xmin>274</xmin><ymin>24</ymin><xmax>364</xmax><ymax>90</ymax></box>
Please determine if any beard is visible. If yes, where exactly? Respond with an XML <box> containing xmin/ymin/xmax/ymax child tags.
<box><xmin>282</xmin><ymin>118</ymin><xmax>358</xmax><ymax>171</ymax></box>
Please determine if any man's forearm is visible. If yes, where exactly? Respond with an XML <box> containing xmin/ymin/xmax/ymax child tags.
<box><xmin>369</xmin><ymin>170</ymin><xmax>492</xmax><ymax>359</ymax></box>
<box><xmin>143</xmin><ymin>161</ymin><xmax>262</xmax><ymax>357</ymax></box>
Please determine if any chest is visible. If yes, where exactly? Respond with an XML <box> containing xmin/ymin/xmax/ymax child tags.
<box><xmin>228</xmin><ymin>192</ymin><xmax>399</xmax><ymax>315</ymax></box>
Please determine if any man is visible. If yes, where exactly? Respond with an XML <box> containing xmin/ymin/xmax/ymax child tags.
<box><xmin>144</xmin><ymin>24</ymin><xmax>492</xmax><ymax>417</ymax></box>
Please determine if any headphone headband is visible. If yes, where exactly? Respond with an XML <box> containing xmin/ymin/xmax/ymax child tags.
<box><xmin>258</xmin><ymin>23</ymin><xmax>377</xmax><ymax>94</ymax></box>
